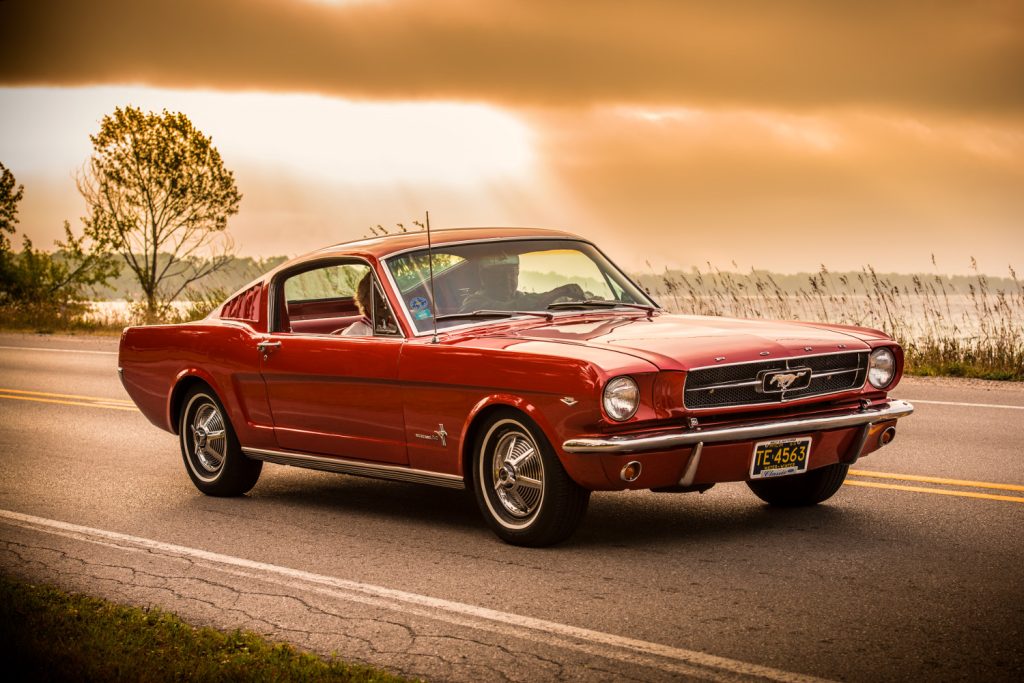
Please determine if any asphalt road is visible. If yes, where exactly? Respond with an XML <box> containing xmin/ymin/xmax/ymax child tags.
<box><xmin>0</xmin><ymin>332</ymin><xmax>1021</xmax><ymax>682</ymax></box>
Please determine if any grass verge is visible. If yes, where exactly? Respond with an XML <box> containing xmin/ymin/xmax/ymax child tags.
<box><xmin>0</xmin><ymin>574</ymin><xmax>412</xmax><ymax>682</ymax></box>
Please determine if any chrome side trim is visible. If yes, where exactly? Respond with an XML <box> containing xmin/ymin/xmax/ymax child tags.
<box><xmin>562</xmin><ymin>400</ymin><xmax>914</xmax><ymax>455</ymax></box>
<box><xmin>242</xmin><ymin>447</ymin><xmax>465</xmax><ymax>489</ymax></box>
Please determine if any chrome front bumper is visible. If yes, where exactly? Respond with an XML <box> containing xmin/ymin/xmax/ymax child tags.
<box><xmin>562</xmin><ymin>399</ymin><xmax>915</xmax><ymax>455</ymax></box>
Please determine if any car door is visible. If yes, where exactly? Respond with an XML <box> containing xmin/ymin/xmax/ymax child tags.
<box><xmin>258</xmin><ymin>259</ymin><xmax>408</xmax><ymax>464</ymax></box>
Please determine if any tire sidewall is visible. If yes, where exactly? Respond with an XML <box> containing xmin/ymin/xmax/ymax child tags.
<box><xmin>180</xmin><ymin>389</ymin><xmax>231</xmax><ymax>488</ymax></box>
<box><xmin>475</xmin><ymin>416</ymin><xmax>547</xmax><ymax>533</ymax></box>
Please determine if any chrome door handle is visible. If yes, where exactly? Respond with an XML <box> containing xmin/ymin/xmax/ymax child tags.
<box><xmin>257</xmin><ymin>341</ymin><xmax>282</xmax><ymax>352</ymax></box>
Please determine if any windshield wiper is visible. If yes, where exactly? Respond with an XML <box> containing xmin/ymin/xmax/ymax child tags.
<box><xmin>435</xmin><ymin>309</ymin><xmax>554</xmax><ymax>322</ymax></box>
<box><xmin>546</xmin><ymin>299</ymin><xmax>657</xmax><ymax>314</ymax></box>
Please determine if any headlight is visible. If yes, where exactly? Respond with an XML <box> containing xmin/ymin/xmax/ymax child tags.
<box><xmin>867</xmin><ymin>348</ymin><xmax>896</xmax><ymax>389</ymax></box>
<box><xmin>603</xmin><ymin>376</ymin><xmax>639</xmax><ymax>421</ymax></box>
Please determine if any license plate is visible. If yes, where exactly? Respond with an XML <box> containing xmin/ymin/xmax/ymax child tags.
<box><xmin>750</xmin><ymin>437</ymin><xmax>812</xmax><ymax>479</ymax></box>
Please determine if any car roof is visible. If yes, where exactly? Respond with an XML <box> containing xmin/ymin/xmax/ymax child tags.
<box><xmin>266</xmin><ymin>227</ymin><xmax>587</xmax><ymax>277</ymax></box>
<box><xmin>314</xmin><ymin>226</ymin><xmax>583</xmax><ymax>259</ymax></box>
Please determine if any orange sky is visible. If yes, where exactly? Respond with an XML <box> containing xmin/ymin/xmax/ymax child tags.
<box><xmin>1</xmin><ymin>0</ymin><xmax>1021</xmax><ymax>274</ymax></box>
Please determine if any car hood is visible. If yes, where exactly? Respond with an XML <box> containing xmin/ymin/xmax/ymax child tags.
<box><xmin>501</xmin><ymin>313</ymin><xmax>880</xmax><ymax>371</ymax></box>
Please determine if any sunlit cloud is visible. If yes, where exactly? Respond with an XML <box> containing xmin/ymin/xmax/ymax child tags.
<box><xmin>298</xmin><ymin>0</ymin><xmax>383</xmax><ymax>5</ymax></box>
<box><xmin>615</xmin><ymin>107</ymin><xmax>842</xmax><ymax>153</ymax></box>
<box><xmin>0</xmin><ymin>86</ymin><xmax>536</xmax><ymax>185</ymax></box>
<box><xmin>0</xmin><ymin>86</ymin><xmax>584</xmax><ymax>255</ymax></box>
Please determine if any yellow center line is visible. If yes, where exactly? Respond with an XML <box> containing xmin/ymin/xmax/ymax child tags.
<box><xmin>2</xmin><ymin>386</ymin><xmax>1022</xmax><ymax>506</ymax></box>
<box><xmin>0</xmin><ymin>387</ymin><xmax>135</xmax><ymax>404</ymax></box>
<box><xmin>845</xmin><ymin>480</ymin><xmax>1024</xmax><ymax>504</ymax></box>
<box><xmin>849</xmin><ymin>468</ymin><xmax>1024</xmax><ymax>493</ymax></box>
<box><xmin>0</xmin><ymin>393</ymin><xmax>139</xmax><ymax>412</ymax></box>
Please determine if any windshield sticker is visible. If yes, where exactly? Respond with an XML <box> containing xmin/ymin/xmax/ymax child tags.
<box><xmin>409</xmin><ymin>296</ymin><xmax>429</xmax><ymax>311</ymax></box>
<box><xmin>414</xmin><ymin>308</ymin><xmax>433</xmax><ymax>320</ymax></box>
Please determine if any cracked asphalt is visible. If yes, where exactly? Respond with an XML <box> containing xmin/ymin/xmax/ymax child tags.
<box><xmin>0</xmin><ymin>333</ymin><xmax>1022</xmax><ymax>681</ymax></box>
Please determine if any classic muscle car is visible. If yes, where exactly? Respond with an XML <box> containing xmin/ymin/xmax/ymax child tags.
<box><xmin>119</xmin><ymin>227</ymin><xmax>913</xmax><ymax>546</ymax></box>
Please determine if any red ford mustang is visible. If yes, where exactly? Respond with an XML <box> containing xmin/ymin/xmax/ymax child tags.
<box><xmin>119</xmin><ymin>227</ymin><xmax>913</xmax><ymax>546</ymax></box>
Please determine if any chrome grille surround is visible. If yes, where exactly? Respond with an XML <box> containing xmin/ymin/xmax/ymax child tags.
<box><xmin>683</xmin><ymin>351</ymin><xmax>869</xmax><ymax>410</ymax></box>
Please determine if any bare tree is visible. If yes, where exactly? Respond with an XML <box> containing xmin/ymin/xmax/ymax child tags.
<box><xmin>79</xmin><ymin>106</ymin><xmax>241</xmax><ymax>322</ymax></box>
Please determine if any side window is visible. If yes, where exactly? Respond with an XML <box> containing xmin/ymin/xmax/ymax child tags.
<box><xmin>285</xmin><ymin>264</ymin><xmax>366</xmax><ymax>303</ymax></box>
<box><xmin>277</xmin><ymin>261</ymin><xmax>401</xmax><ymax>337</ymax></box>
<box><xmin>221</xmin><ymin>283</ymin><xmax>262</xmax><ymax>322</ymax></box>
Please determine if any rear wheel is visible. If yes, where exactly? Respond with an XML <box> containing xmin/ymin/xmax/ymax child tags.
<box><xmin>179</xmin><ymin>387</ymin><xmax>262</xmax><ymax>496</ymax></box>
<box><xmin>746</xmin><ymin>462</ymin><xmax>849</xmax><ymax>506</ymax></box>
<box><xmin>472</xmin><ymin>410</ymin><xmax>590</xmax><ymax>547</ymax></box>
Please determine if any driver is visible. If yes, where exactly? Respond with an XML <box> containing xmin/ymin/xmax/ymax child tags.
<box><xmin>460</xmin><ymin>254</ymin><xmax>585</xmax><ymax>312</ymax></box>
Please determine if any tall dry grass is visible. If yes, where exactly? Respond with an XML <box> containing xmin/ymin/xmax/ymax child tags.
<box><xmin>6</xmin><ymin>258</ymin><xmax>1020</xmax><ymax>381</ymax></box>
<box><xmin>639</xmin><ymin>260</ymin><xmax>1024</xmax><ymax>381</ymax></box>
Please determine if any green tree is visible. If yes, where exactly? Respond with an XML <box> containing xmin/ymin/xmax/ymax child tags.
<box><xmin>0</xmin><ymin>162</ymin><xmax>25</xmax><ymax>255</ymax></box>
<box><xmin>0</xmin><ymin>162</ymin><xmax>120</xmax><ymax>325</ymax></box>
<box><xmin>78</xmin><ymin>106</ymin><xmax>241</xmax><ymax>322</ymax></box>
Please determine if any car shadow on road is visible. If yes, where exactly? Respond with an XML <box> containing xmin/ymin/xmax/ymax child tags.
<box><xmin>212</xmin><ymin>467</ymin><xmax>886</xmax><ymax>551</ymax></box>
<box><xmin>240</xmin><ymin>467</ymin><xmax>485</xmax><ymax>533</ymax></box>
<box><xmin>573</xmin><ymin>488</ymin><xmax>874</xmax><ymax>550</ymax></box>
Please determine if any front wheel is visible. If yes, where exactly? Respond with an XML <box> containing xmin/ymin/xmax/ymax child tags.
<box><xmin>472</xmin><ymin>410</ymin><xmax>590</xmax><ymax>547</ymax></box>
<box><xmin>179</xmin><ymin>387</ymin><xmax>262</xmax><ymax>497</ymax></box>
<box><xmin>746</xmin><ymin>462</ymin><xmax>849</xmax><ymax>506</ymax></box>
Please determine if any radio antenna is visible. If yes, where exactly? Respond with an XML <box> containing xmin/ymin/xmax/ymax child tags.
<box><xmin>425</xmin><ymin>210</ymin><xmax>439</xmax><ymax>344</ymax></box>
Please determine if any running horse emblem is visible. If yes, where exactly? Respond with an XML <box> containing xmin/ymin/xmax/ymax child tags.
<box><xmin>771</xmin><ymin>372</ymin><xmax>804</xmax><ymax>391</ymax></box>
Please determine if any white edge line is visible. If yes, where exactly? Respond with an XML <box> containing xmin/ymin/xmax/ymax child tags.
<box><xmin>0</xmin><ymin>508</ymin><xmax>832</xmax><ymax>683</ymax></box>
<box><xmin>901</xmin><ymin>398</ymin><xmax>1024</xmax><ymax>411</ymax></box>
<box><xmin>0</xmin><ymin>345</ymin><xmax>118</xmax><ymax>356</ymax></box>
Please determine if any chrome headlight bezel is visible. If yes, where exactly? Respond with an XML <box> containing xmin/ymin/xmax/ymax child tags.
<box><xmin>603</xmin><ymin>376</ymin><xmax>640</xmax><ymax>422</ymax></box>
<box><xmin>867</xmin><ymin>347</ymin><xmax>896</xmax><ymax>389</ymax></box>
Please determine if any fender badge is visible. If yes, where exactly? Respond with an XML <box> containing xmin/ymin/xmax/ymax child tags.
<box><xmin>561</xmin><ymin>397</ymin><xmax>578</xmax><ymax>406</ymax></box>
<box><xmin>414</xmin><ymin>424</ymin><xmax>448</xmax><ymax>447</ymax></box>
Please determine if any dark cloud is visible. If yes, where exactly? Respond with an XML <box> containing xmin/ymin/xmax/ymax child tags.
<box><xmin>0</xmin><ymin>0</ymin><xmax>1021</xmax><ymax>113</ymax></box>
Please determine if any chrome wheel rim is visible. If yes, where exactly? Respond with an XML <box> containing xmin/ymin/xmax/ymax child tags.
<box><xmin>190</xmin><ymin>401</ymin><xmax>227</xmax><ymax>475</ymax></box>
<box><xmin>490</xmin><ymin>428</ymin><xmax>544</xmax><ymax>519</ymax></box>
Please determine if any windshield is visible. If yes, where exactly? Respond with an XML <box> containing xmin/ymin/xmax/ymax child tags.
<box><xmin>384</xmin><ymin>238</ymin><xmax>657</xmax><ymax>333</ymax></box>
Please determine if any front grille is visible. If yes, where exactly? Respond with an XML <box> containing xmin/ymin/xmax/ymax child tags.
<box><xmin>684</xmin><ymin>352</ymin><xmax>868</xmax><ymax>410</ymax></box>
